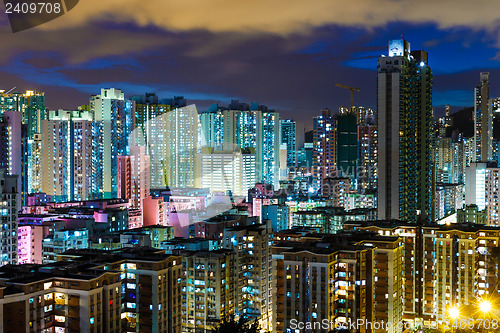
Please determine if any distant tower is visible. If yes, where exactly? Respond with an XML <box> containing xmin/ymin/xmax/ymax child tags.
<box><xmin>377</xmin><ymin>39</ymin><xmax>433</xmax><ymax>222</ymax></box>
<box><xmin>280</xmin><ymin>119</ymin><xmax>296</xmax><ymax>167</ymax></box>
<box><xmin>474</xmin><ymin>72</ymin><xmax>492</xmax><ymax>162</ymax></box>
<box><xmin>313</xmin><ymin>109</ymin><xmax>336</xmax><ymax>188</ymax></box>
<box><xmin>336</xmin><ymin>108</ymin><xmax>358</xmax><ymax>181</ymax></box>
<box><xmin>444</xmin><ymin>104</ymin><xmax>453</xmax><ymax>127</ymax></box>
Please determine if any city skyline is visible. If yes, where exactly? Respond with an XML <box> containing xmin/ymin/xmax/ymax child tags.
<box><xmin>0</xmin><ymin>2</ymin><xmax>500</xmax><ymax>125</ymax></box>
<box><xmin>3</xmin><ymin>2</ymin><xmax>500</xmax><ymax>331</ymax></box>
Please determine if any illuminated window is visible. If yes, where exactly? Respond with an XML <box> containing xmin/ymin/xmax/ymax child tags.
<box><xmin>54</xmin><ymin>316</ymin><xmax>65</xmax><ymax>323</ymax></box>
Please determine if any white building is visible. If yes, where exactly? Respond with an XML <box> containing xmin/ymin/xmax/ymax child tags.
<box><xmin>465</xmin><ymin>162</ymin><xmax>487</xmax><ymax>211</ymax></box>
<box><xmin>197</xmin><ymin>147</ymin><xmax>256</xmax><ymax>197</ymax></box>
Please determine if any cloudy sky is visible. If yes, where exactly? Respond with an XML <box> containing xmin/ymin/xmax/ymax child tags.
<box><xmin>1</xmin><ymin>0</ymin><xmax>500</xmax><ymax>126</ymax></box>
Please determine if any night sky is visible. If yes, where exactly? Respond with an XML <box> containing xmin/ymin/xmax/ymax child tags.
<box><xmin>1</xmin><ymin>0</ymin><xmax>500</xmax><ymax>127</ymax></box>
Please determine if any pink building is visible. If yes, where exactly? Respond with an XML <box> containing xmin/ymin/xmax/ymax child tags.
<box><xmin>143</xmin><ymin>196</ymin><xmax>164</xmax><ymax>227</ymax></box>
<box><xmin>117</xmin><ymin>146</ymin><xmax>150</xmax><ymax>209</ymax></box>
<box><xmin>18</xmin><ymin>225</ymin><xmax>45</xmax><ymax>264</ymax></box>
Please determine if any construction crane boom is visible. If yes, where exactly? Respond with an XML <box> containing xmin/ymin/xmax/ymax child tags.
<box><xmin>335</xmin><ymin>84</ymin><xmax>360</xmax><ymax>110</ymax></box>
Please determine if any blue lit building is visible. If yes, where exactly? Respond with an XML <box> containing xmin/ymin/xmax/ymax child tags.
<box><xmin>91</xmin><ymin>89</ymin><xmax>133</xmax><ymax>199</ymax></box>
<box><xmin>262</xmin><ymin>204</ymin><xmax>289</xmax><ymax>232</ymax></box>
<box><xmin>200</xmin><ymin>100</ymin><xmax>281</xmax><ymax>188</ymax></box>
<box><xmin>280</xmin><ymin>119</ymin><xmax>296</xmax><ymax>167</ymax></box>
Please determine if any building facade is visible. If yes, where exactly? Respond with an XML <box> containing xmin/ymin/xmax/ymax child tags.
<box><xmin>377</xmin><ymin>39</ymin><xmax>433</xmax><ymax>222</ymax></box>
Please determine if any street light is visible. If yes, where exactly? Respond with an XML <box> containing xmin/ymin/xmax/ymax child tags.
<box><xmin>479</xmin><ymin>300</ymin><xmax>492</xmax><ymax>333</ymax></box>
<box><xmin>448</xmin><ymin>306</ymin><xmax>460</xmax><ymax>333</ymax></box>
<box><xmin>479</xmin><ymin>300</ymin><xmax>492</xmax><ymax>314</ymax></box>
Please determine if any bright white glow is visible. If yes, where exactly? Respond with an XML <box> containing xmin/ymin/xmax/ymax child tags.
<box><xmin>479</xmin><ymin>300</ymin><xmax>492</xmax><ymax>313</ymax></box>
<box><xmin>420</xmin><ymin>61</ymin><xmax>425</xmax><ymax>66</ymax></box>
<box><xmin>448</xmin><ymin>306</ymin><xmax>460</xmax><ymax>319</ymax></box>
<box><xmin>308</xmin><ymin>187</ymin><xmax>315</xmax><ymax>193</ymax></box>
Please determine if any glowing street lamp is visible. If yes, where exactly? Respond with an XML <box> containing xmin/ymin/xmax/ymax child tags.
<box><xmin>479</xmin><ymin>300</ymin><xmax>492</xmax><ymax>333</ymax></box>
<box><xmin>448</xmin><ymin>306</ymin><xmax>460</xmax><ymax>319</ymax></box>
<box><xmin>479</xmin><ymin>300</ymin><xmax>492</xmax><ymax>314</ymax></box>
<box><xmin>448</xmin><ymin>306</ymin><xmax>460</xmax><ymax>333</ymax></box>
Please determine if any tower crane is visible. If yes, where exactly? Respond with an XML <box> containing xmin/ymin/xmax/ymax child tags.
<box><xmin>335</xmin><ymin>84</ymin><xmax>360</xmax><ymax>110</ymax></box>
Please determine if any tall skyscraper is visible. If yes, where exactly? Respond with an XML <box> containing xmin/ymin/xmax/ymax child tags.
<box><xmin>280</xmin><ymin>119</ymin><xmax>296</xmax><ymax>167</ymax></box>
<box><xmin>72</xmin><ymin>110</ymin><xmax>94</xmax><ymax>201</ymax></box>
<box><xmin>336</xmin><ymin>108</ymin><xmax>358</xmax><ymax>180</ymax></box>
<box><xmin>0</xmin><ymin>90</ymin><xmax>45</xmax><ymax>205</ymax></box>
<box><xmin>377</xmin><ymin>39</ymin><xmax>433</xmax><ymax>222</ymax></box>
<box><xmin>0</xmin><ymin>111</ymin><xmax>27</xmax><ymax>209</ymax></box>
<box><xmin>0</xmin><ymin>90</ymin><xmax>45</xmax><ymax>138</ymax></box>
<box><xmin>474</xmin><ymin>72</ymin><xmax>492</xmax><ymax>162</ymax></box>
<box><xmin>313</xmin><ymin>109</ymin><xmax>336</xmax><ymax>189</ymax></box>
<box><xmin>357</xmin><ymin>108</ymin><xmax>378</xmax><ymax>192</ymax></box>
<box><xmin>91</xmin><ymin>88</ymin><xmax>133</xmax><ymax>199</ymax></box>
<box><xmin>0</xmin><ymin>170</ymin><xmax>18</xmax><ymax>265</ymax></box>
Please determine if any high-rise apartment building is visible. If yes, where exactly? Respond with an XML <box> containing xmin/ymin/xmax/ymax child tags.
<box><xmin>131</xmin><ymin>94</ymin><xmax>188</xmax><ymax>188</ymax></box>
<box><xmin>180</xmin><ymin>249</ymin><xmax>237</xmax><ymax>332</ymax></box>
<box><xmin>91</xmin><ymin>88</ymin><xmax>133</xmax><ymax>199</ymax></box>
<box><xmin>0</xmin><ymin>261</ymin><xmax>122</xmax><ymax>333</ymax></box>
<box><xmin>377</xmin><ymin>39</ymin><xmax>433</xmax><ymax>222</ymax></box>
<box><xmin>272</xmin><ymin>231</ymin><xmax>403</xmax><ymax>333</ymax></box>
<box><xmin>0</xmin><ymin>90</ymin><xmax>45</xmax><ymax>206</ymax></box>
<box><xmin>280</xmin><ymin>119</ymin><xmax>296</xmax><ymax>167</ymax></box>
<box><xmin>197</xmin><ymin>147</ymin><xmax>256</xmax><ymax>197</ymax></box>
<box><xmin>0</xmin><ymin>111</ymin><xmax>28</xmax><ymax>209</ymax></box>
<box><xmin>465</xmin><ymin>162</ymin><xmax>487</xmax><ymax>211</ymax></box>
<box><xmin>313</xmin><ymin>109</ymin><xmax>336</xmax><ymax>189</ymax></box>
<box><xmin>357</xmin><ymin>108</ymin><xmax>378</xmax><ymax>192</ymax></box>
<box><xmin>0</xmin><ymin>170</ymin><xmax>18</xmax><ymax>265</ymax></box>
<box><xmin>486</xmin><ymin>166</ymin><xmax>500</xmax><ymax>226</ymax></box>
<box><xmin>200</xmin><ymin>101</ymin><xmax>281</xmax><ymax>188</ymax></box>
<box><xmin>41</xmin><ymin>109</ymin><xmax>93</xmax><ymax>202</ymax></box>
<box><xmin>135</xmin><ymin>104</ymin><xmax>198</xmax><ymax>188</ymax></box>
<box><xmin>336</xmin><ymin>108</ymin><xmax>358</xmax><ymax>180</ymax></box>
<box><xmin>117</xmin><ymin>145</ymin><xmax>151</xmax><ymax>209</ymax></box>
<box><xmin>0</xmin><ymin>248</ymin><xmax>182</xmax><ymax>333</ymax></box>
<box><xmin>344</xmin><ymin>221</ymin><xmax>500</xmax><ymax>324</ymax></box>
<box><xmin>474</xmin><ymin>72</ymin><xmax>492</xmax><ymax>162</ymax></box>
<box><xmin>223</xmin><ymin>223</ymin><xmax>273</xmax><ymax>331</ymax></box>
